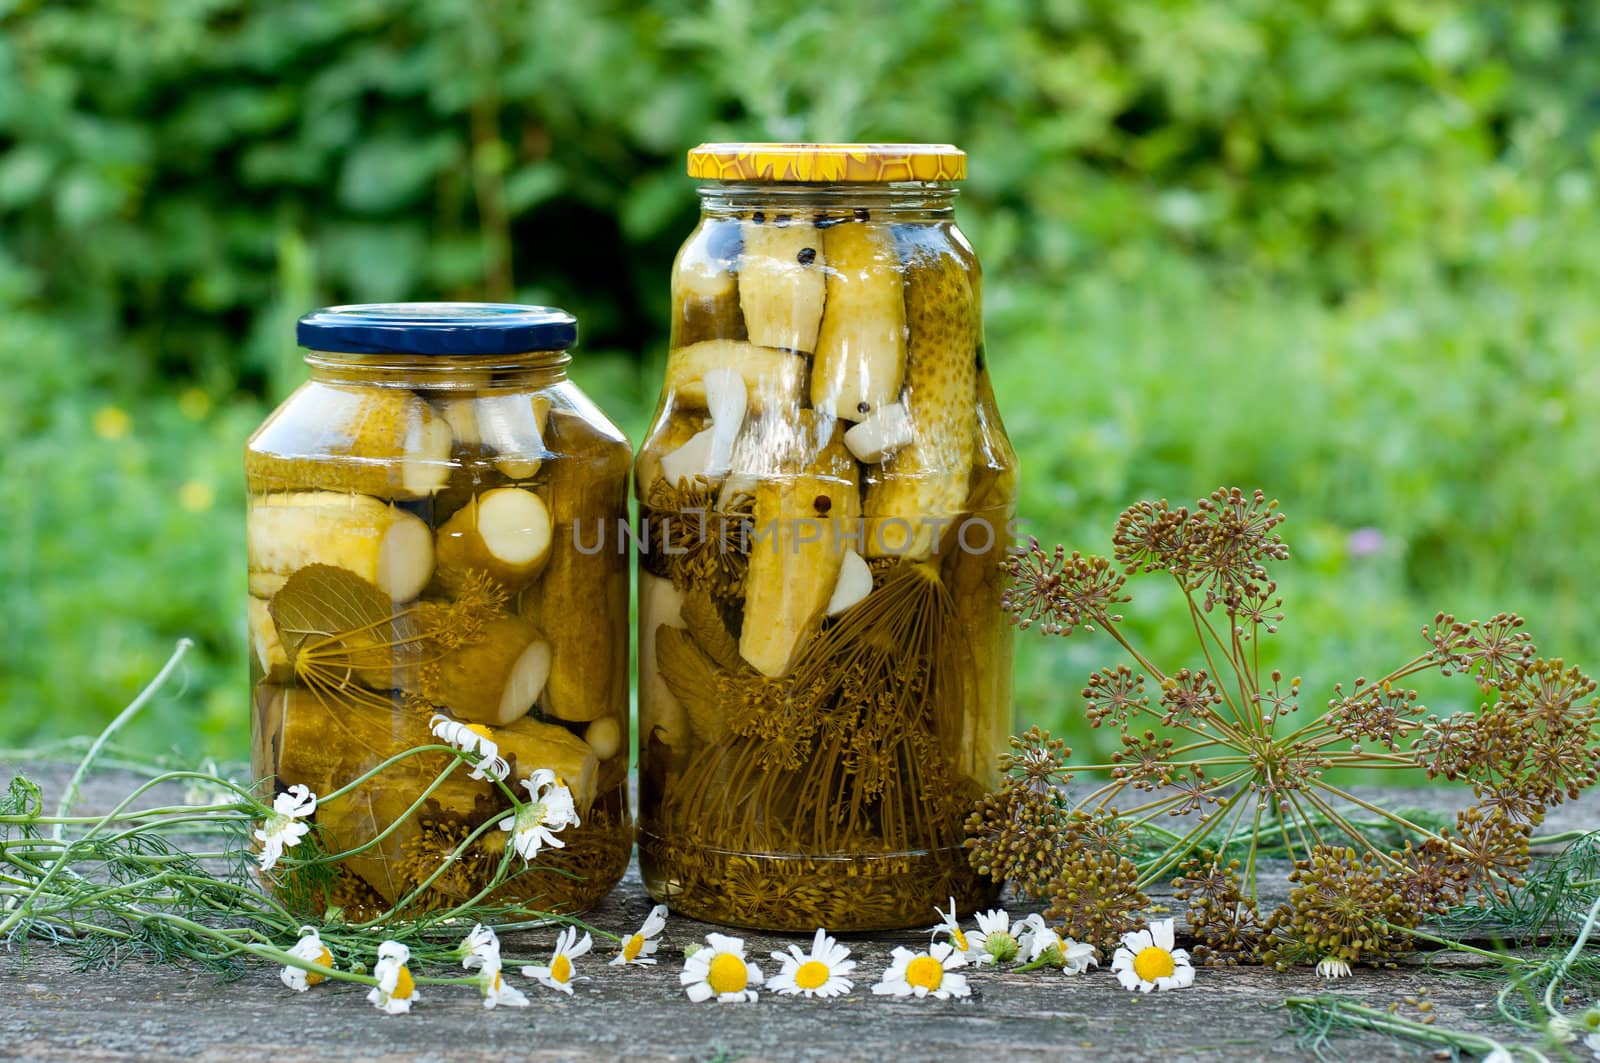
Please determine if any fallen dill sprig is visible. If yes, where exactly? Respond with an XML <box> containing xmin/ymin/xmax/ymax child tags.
<box><xmin>1285</xmin><ymin>996</ymin><xmax>1517</xmax><ymax>1061</ymax></box>
<box><xmin>0</xmin><ymin>641</ymin><xmax>616</xmax><ymax>990</ymax></box>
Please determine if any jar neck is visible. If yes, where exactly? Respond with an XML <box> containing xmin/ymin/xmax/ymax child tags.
<box><xmin>304</xmin><ymin>350</ymin><xmax>571</xmax><ymax>390</ymax></box>
<box><xmin>698</xmin><ymin>182</ymin><xmax>958</xmax><ymax>223</ymax></box>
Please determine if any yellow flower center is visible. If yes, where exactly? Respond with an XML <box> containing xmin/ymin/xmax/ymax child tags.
<box><xmin>306</xmin><ymin>946</ymin><xmax>332</xmax><ymax>986</ymax></box>
<box><xmin>952</xmin><ymin>928</ymin><xmax>968</xmax><ymax>952</ymax></box>
<box><xmin>466</xmin><ymin>724</ymin><xmax>494</xmax><ymax>742</ymax></box>
<box><xmin>706</xmin><ymin>952</ymin><xmax>749</xmax><ymax>995</ymax></box>
<box><xmin>393</xmin><ymin>965</ymin><xmax>415</xmax><ymax>1000</ymax></box>
<box><xmin>551</xmin><ymin>954</ymin><xmax>573</xmax><ymax>984</ymax></box>
<box><xmin>905</xmin><ymin>955</ymin><xmax>945</xmax><ymax>991</ymax></box>
<box><xmin>1133</xmin><ymin>946</ymin><xmax>1175</xmax><ymax>983</ymax></box>
<box><xmin>794</xmin><ymin>960</ymin><xmax>830</xmax><ymax>991</ymax></box>
<box><xmin>622</xmin><ymin>933</ymin><xmax>644</xmax><ymax>961</ymax></box>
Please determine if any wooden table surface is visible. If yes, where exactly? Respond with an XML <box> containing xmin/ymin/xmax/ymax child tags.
<box><xmin>3</xmin><ymin>762</ymin><xmax>1591</xmax><ymax>1062</ymax></box>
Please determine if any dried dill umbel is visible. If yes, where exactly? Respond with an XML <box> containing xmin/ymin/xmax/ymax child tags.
<box><xmin>640</xmin><ymin>476</ymin><xmax>754</xmax><ymax>602</ymax></box>
<box><xmin>968</xmin><ymin>486</ymin><xmax>1600</xmax><ymax>972</ymax></box>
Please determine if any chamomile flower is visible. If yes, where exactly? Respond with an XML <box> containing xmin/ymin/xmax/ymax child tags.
<box><xmin>367</xmin><ymin>941</ymin><xmax>420</xmax><ymax>1015</ymax></box>
<box><xmin>254</xmin><ymin>784</ymin><xmax>316</xmax><ymax>871</ymax></box>
<box><xmin>768</xmin><ymin>928</ymin><xmax>855</xmax><ymax>998</ymax></box>
<box><xmin>872</xmin><ymin>942</ymin><xmax>971</xmax><ymax>1000</ymax></box>
<box><xmin>522</xmin><ymin>926</ymin><xmax>593</xmax><ymax>996</ymax></box>
<box><xmin>611</xmin><ymin>904</ymin><xmax>669</xmax><ymax>966</ymax></box>
<box><xmin>430</xmin><ymin>715</ymin><xmax>509</xmax><ymax>781</ymax></box>
<box><xmin>280</xmin><ymin>926</ymin><xmax>334</xmax><ymax>991</ymax></box>
<box><xmin>1111</xmin><ymin>918</ymin><xmax>1195</xmax><ymax>993</ymax></box>
<box><xmin>1547</xmin><ymin>1015</ymin><xmax>1577</xmax><ymax>1044</ymax></box>
<box><xmin>969</xmin><ymin>909</ymin><xmax>1022</xmax><ymax>965</ymax></box>
<box><xmin>458</xmin><ymin>923</ymin><xmax>500</xmax><ymax>971</ymax></box>
<box><xmin>1017</xmin><ymin>913</ymin><xmax>1098</xmax><ymax>974</ymax></box>
<box><xmin>498</xmin><ymin>769</ymin><xmax>579</xmax><ymax>861</ymax></box>
<box><xmin>1582</xmin><ymin>1031</ymin><xmax>1600</xmax><ymax>1058</ymax></box>
<box><xmin>928</xmin><ymin>897</ymin><xmax>976</xmax><ymax>965</ymax></box>
<box><xmin>475</xmin><ymin>953</ymin><xmax>529</xmax><ymax>1009</ymax></box>
<box><xmin>1315</xmin><ymin>956</ymin><xmax>1352</xmax><ymax>980</ymax></box>
<box><xmin>681</xmin><ymin>933</ymin><xmax>764</xmax><ymax>1003</ymax></box>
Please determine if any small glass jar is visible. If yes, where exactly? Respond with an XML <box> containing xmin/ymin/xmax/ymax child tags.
<box><xmin>246</xmin><ymin>304</ymin><xmax>631</xmax><ymax>919</ymax></box>
<box><xmin>635</xmin><ymin>144</ymin><xmax>1018</xmax><ymax>931</ymax></box>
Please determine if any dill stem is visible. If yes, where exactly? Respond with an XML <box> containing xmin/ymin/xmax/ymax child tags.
<box><xmin>1181</xmin><ymin>590</ymin><xmax>1253</xmax><ymax>738</ymax></box>
<box><xmin>1137</xmin><ymin>784</ymin><xmax>1248</xmax><ymax>888</ymax></box>
<box><xmin>309</xmin><ymin>760</ymin><xmax>462</xmax><ymax>863</ymax></box>
<box><xmin>1295</xmin><ymin>786</ymin><xmax>1404</xmax><ymax>868</ymax></box>
<box><xmin>1307</xmin><ymin>779</ymin><xmax>1442</xmax><ymax>844</ymax></box>
<box><xmin>54</xmin><ymin>638</ymin><xmax>194</xmax><ymax>839</ymax></box>
<box><xmin>1394</xmin><ymin>923</ymin><xmax>1522</xmax><ymax>964</ymax></box>
<box><xmin>1284</xmin><ymin>997</ymin><xmax>1514</xmax><ymax>1059</ymax></box>
<box><xmin>1540</xmin><ymin>886</ymin><xmax>1600</xmax><ymax>1015</ymax></box>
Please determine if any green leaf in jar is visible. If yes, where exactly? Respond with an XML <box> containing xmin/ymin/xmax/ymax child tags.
<box><xmin>268</xmin><ymin>563</ymin><xmax>427</xmax><ymax>700</ymax></box>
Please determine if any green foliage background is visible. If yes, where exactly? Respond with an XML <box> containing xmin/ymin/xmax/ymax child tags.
<box><xmin>3</xmin><ymin>0</ymin><xmax>1598</xmax><ymax>761</ymax></box>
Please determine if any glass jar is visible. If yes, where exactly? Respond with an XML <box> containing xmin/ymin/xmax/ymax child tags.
<box><xmin>246</xmin><ymin>304</ymin><xmax>631</xmax><ymax>919</ymax></box>
<box><xmin>635</xmin><ymin>144</ymin><xmax>1018</xmax><ymax>931</ymax></box>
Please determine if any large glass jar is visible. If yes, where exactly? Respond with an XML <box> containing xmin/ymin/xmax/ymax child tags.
<box><xmin>635</xmin><ymin>144</ymin><xmax>1018</xmax><ymax>931</ymax></box>
<box><xmin>246</xmin><ymin>304</ymin><xmax>631</xmax><ymax>919</ymax></box>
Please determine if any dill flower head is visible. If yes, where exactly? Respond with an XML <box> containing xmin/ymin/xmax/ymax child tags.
<box><xmin>999</xmin><ymin>726</ymin><xmax>1073</xmax><ymax>794</ymax></box>
<box><xmin>1001</xmin><ymin>539</ymin><xmax>1129</xmax><ymax>636</ymax></box>
<box><xmin>964</xmin><ymin>784</ymin><xmax>1059</xmax><ymax>899</ymax></box>
<box><xmin>1042</xmin><ymin>846</ymin><xmax>1149</xmax><ymax>953</ymax></box>
<box><xmin>1173</xmin><ymin>858</ymin><xmax>1262</xmax><ymax>966</ymax></box>
<box><xmin>1083</xmin><ymin>665</ymin><xmax>1149</xmax><ymax>729</ymax></box>
<box><xmin>1261</xmin><ymin>846</ymin><xmax>1418</xmax><ymax>972</ymax></box>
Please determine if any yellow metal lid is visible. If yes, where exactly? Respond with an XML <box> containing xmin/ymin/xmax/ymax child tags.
<box><xmin>687</xmin><ymin>142</ymin><xmax>966</xmax><ymax>183</ymax></box>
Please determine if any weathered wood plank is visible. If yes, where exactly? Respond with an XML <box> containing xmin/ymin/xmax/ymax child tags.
<box><xmin>2</xmin><ymin>762</ymin><xmax>1589</xmax><ymax>1062</ymax></box>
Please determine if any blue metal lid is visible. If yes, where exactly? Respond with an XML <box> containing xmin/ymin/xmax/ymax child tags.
<box><xmin>296</xmin><ymin>303</ymin><xmax>578</xmax><ymax>355</ymax></box>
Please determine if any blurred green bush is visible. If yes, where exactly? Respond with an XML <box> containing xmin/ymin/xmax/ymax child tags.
<box><xmin>3</xmin><ymin>0</ymin><xmax>1598</xmax><ymax>757</ymax></box>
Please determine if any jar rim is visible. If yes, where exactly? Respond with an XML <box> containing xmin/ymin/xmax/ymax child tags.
<box><xmin>296</xmin><ymin>302</ymin><xmax>577</xmax><ymax>356</ymax></box>
<box><xmin>687</xmin><ymin>142</ymin><xmax>965</xmax><ymax>183</ymax></box>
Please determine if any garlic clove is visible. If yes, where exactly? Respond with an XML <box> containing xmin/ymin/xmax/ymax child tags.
<box><xmin>843</xmin><ymin>401</ymin><xmax>914</xmax><ymax>463</ymax></box>
<box><xmin>659</xmin><ymin>426</ymin><xmax>717</xmax><ymax>484</ymax></box>
<box><xmin>825</xmin><ymin>548</ymin><xmax>874</xmax><ymax>616</ymax></box>
<box><xmin>702</xmin><ymin>367</ymin><xmax>747</xmax><ymax>478</ymax></box>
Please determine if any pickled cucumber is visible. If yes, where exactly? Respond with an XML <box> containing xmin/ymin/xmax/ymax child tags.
<box><xmin>635</xmin><ymin>412</ymin><xmax>705</xmax><ymax>498</ymax></box>
<box><xmin>413</xmin><ymin>615</ymin><xmax>551</xmax><ymax>727</ymax></box>
<box><xmin>271</xmin><ymin>684</ymin><xmax>599</xmax><ymax>905</ymax></box>
<box><xmin>738</xmin><ymin>214</ymin><xmax>825</xmax><ymax>353</ymax></box>
<box><xmin>248</xmin><ymin>492</ymin><xmax>434</xmax><ymax>601</ymax></box>
<box><xmin>520</xmin><ymin>408</ymin><xmax>630</xmax><ymax>723</ymax></box>
<box><xmin>671</xmin><ymin>219</ymin><xmax>745</xmax><ymax>347</ymax></box>
<box><xmin>663</xmin><ymin>340</ymin><xmax>806</xmax><ymax>414</ymax></box>
<box><xmin>864</xmin><ymin>227</ymin><xmax>979</xmax><ymax>559</ymax></box>
<box><xmin>432</xmin><ymin>487</ymin><xmax>552</xmax><ymax>597</ymax></box>
<box><xmin>247</xmin><ymin>384</ymin><xmax>453</xmax><ymax>499</ymax></box>
<box><xmin>811</xmin><ymin>220</ymin><xmax>907</xmax><ymax>420</ymax></box>
<box><xmin>248</xmin><ymin>596</ymin><xmax>292</xmax><ymax>684</ymax></box>
<box><xmin>738</xmin><ymin>423</ymin><xmax>860</xmax><ymax>677</ymax></box>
